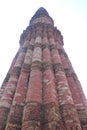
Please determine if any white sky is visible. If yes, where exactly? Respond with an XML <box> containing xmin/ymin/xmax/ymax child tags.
<box><xmin>0</xmin><ymin>0</ymin><xmax>87</xmax><ymax>98</ymax></box>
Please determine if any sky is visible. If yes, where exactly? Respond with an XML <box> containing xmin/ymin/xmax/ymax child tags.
<box><xmin>0</xmin><ymin>0</ymin><xmax>87</xmax><ymax>98</ymax></box>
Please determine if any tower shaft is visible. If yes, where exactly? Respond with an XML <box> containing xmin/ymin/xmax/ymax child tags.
<box><xmin>0</xmin><ymin>7</ymin><xmax>87</xmax><ymax>130</ymax></box>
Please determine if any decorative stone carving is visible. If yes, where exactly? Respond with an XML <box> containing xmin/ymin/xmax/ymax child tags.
<box><xmin>42</xmin><ymin>62</ymin><xmax>52</xmax><ymax>71</ymax></box>
<box><xmin>53</xmin><ymin>63</ymin><xmax>64</xmax><ymax>72</ymax></box>
<box><xmin>31</xmin><ymin>61</ymin><xmax>42</xmax><ymax>70</ymax></box>
<box><xmin>23</xmin><ymin>102</ymin><xmax>41</xmax><ymax>121</ymax></box>
<box><xmin>22</xmin><ymin>64</ymin><xmax>31</xmax><ymax>72</ymax></box>
<box><xmin>0</xmin><ymin>7</ymin><xmax>86</xmax><ymax>130</ymax></box>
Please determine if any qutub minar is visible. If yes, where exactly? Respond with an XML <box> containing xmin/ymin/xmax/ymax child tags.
<box><xmin>0</xmin><ymin>7</ymin><xmax>87</xmax><ymax>130</ymax></box>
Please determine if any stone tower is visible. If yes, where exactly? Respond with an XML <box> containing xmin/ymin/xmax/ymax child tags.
<box><xmin>0</xmin><ymin>7</ymin><xmax>87</xmax><ymax>130</ymax></box>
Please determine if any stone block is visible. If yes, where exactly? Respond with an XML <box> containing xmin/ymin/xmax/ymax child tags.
<box><xmin>53</xmin><ymin>63</ymin><xmax>63</xmax><ymax>72</ymax></box>
<box><xmin>42</xmin><ymin>102</ymin><xmax>59</xmax><ymax>124</ymax></box>
<box><xmin>24</xmin><ymin>49</ymin><xmax>33</xmax><ymax>64</ymax></box>
<box><xmin>42</xmin><ymin>47</ymin><xmax>52</xmax><ymax>63</ymax></box>
<box><xmin>31</xmin><ymin>61</ymin><xmax>42</xmax><ymax>70</ymax></box>
<box><xmin>12</xmin><ymin>67</ymin><xmax>21</xmax><ymax>77</ymax></box>
<box><xmin>14</xmin><ymin>52</ymin><xmax>25</xmax><ymax>67</ymax></box>
<box><xmin>23</xmin><ymin>102</ymin><xmax>42</xmax><ymax>121</ymax></box>
<box><xmin>0</xmin><ymin>107</ymin><xmax>9</xmax><ymax>130</ymax></box>
<box><xmin>32</xmin><ymin>47</ymin><xmax>42</xmax><ymax>62</ymax></box>
<box><xmin>42</xmin><ymin>121</ymin><xmax>59</xmax><ymax>130</ymax></box>
<box><xmin>26</xmin><ymin>69</ymin><xmax>42</xmax><ymax>103</ymax></box>
<box><xmin>22</xmin><ymin>120</ymin><xmax>41</xmax><ymax>130</ymax></box>
<box><xmin>22</xmin><ymin>63</ymin><xmax>31</xmax><ymax>72</ymax></box>
<box><xmin>7</xmin><ymin>105</ymin><xmax>23</xmax><ymax>125</ymax></box>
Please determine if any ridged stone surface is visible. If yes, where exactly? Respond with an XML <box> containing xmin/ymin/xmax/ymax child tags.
<box><xmin>0</xmin><ymin>7</ymin><xmax>87</xmax><ymax>130</ymax></box>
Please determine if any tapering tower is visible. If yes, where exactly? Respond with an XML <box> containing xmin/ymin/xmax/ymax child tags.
<box><xmin>0</xmin><ymin>7</ymin><xmax>87</xmax><ymax>130</ymax></box>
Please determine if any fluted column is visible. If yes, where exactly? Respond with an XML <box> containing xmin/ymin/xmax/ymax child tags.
<box><xmin>42</xmin><ymin>27</ymin><xmax>63</xmax><ymax>130</ymax></box>
<box><xmin>5</xmin><ymin>71</ymin><xmax>29</xmax><ymax>130</ymax></box>
<box><xmin>49</xmin><ymin>30</ymin><xmax>81</xmax><ymax>130</ymax></box>
<box><xmin>57</xmin><ymin>44</ymin><xmax>87</xmax><ymax>129</ymax></box>
<box><xmin>56</xmin><ymin>39</ymin><xmax>87</xmax><ymax>108</ymax></box>
<box><xmin>5</xmin><ymin>40</ymin><xmax>33</xmax><ymax>130</ymax></box>
<box><xmin>0</xmin><ymin>7</ymin><xmax>87</xmax><ymax>130</ymax></box>
<box><xmin>0</xmin><ymin>46</ymin><xmax>26</xmax><ymax>130</ymax></box>
<box><xmin>22</xmin><ymin>29</ymin><xmax>42</xmax><ymax>130</ymax></box>
<box><xmin>56</xmin><ymin>33</ymin><xmax>87</xmax><ymax>112</ymax></box>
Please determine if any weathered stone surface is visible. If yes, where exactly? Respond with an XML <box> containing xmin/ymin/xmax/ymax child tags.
<box><xmin>22</xmin><ymin>102</ymin><xmax>42</xmax><ymax>130</ymax></box>
<box><xmin>60</xmin><ymin>54</ymin><xmax>70</xmax><ymax>68</ymax></box>
<box><xmin>42</xmin><ymin>62</ymin><xmax>52</xmax><ymax>71</ymax></box>
<box><xmin>42</xmin><ymin>43</ymin><xmax>49</xmax><ymax>50</ymax></box>
<box><xmin>22</xmin><ymin>40</ymin><xmax>30</xmax><ymax>48</ymax></box>
<box><xmin>35</xmin><ymin>36</ymin><xmax>42</xmax><ymax>43</ymax></box>
<box><xmin>23</xmin><ymin>49</ymin><xmax>33</xmax><ymax>64</ymax></box>
<box><xmin>53</xmin><ymin>63</ymin><xmax>64</xmax><ymax>72</ymax></box>
<box><xmin>23</xmin><ymin>102</ymin><xmax>41</xmax><ymax>121</ymax></box>
<box><xmin>0</xmin><ymin>75</ymin><xmax>18</xmax><ymax>129</ymax></box>
<box><xmin>22</xmin><ymin>120</ymin><xmax>41</xmax><ymax>130</ymax></box>
<box><xmin>0</xmin><ymin>107</ymin><xmax>9</xmax><ymax>130</ymax></box>
<box><xmin>6</xmin><ymin>124</ymin><xmax>21</xmax><ymax>130</ymax></box>
<box><xmin>14</xmin><ymin>52</ymin><xmax>25</xmax><ymax>67</ymax></box>
<box><xmin>7</xmin><ymin>105</ymin><xmax>23</xmax><ymax>125</ymax></box>
<box><xmin>42</xmin><ymin>47</ymin><xmax>52</xmax><ymax>63</ymax></box>
<box><xmin>31</xmin><ymin>61</ymin><xmax>42</xmax><ymax>71</ymax></box>
<box><xmin>5</xmin><ymin>71</ymin><xmax>29</xmax><ymax>130</ymax></box>
<box><xmin>22</xmin><ymin>63</ymin><xmax>31</xmax><ymax>72</ymax></box>
<box><xmin>42</xmin><ymin>121</ymin><xmax>59</xmax><ymax>130</ymax></box>
<box><xmin>12</xmin><ymin>66</ymin><xmax>21</xmax><ymax>77</ymax></box>
<box><xmin>0</xmin><ymin>7</ymin><xmax>87</xmax><ymax>130</ymax></box>
<box><xmin>60</xmin><ymin>104</ymin><xmax>82</xmax><ymax>130</ymax></box>
<box><xmin>42</xmin><ymin>102</ymin><xmax>59</xmax><ymax>124</ymax></box>
<box><xmin>32</xmin><ymin>47</ymin><xmax>42</xmax><ymax>62</ymax></box>
<box><xmin>43</xmin><ymin>69</ymin><xmax>58</xmax><ymax>105</ymax></box>
<box><xmin>26</xmin><ymin>69</ymin><xmax>42</xmax><ymax>103</ymax></box>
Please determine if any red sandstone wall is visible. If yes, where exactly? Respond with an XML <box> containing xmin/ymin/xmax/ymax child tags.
<box><xmin>0</xmin><ymin>7</ymin><xmax>87</xmax><ymax>130</ymax></box>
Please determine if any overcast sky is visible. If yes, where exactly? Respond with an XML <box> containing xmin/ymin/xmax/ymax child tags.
<box><xmin>0</xmin><ymin>0</ymin><xmax>87</xmax><ymax>98</ymax></box>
